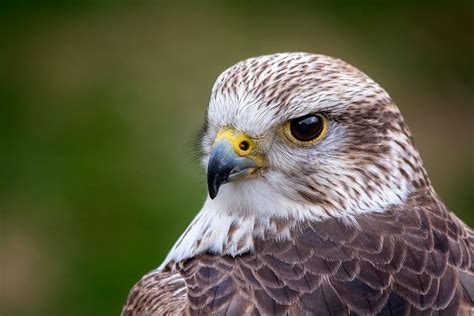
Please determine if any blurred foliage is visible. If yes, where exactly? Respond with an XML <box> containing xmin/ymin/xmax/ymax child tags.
<box><xmin>0</xmin><ymin>2</ymin><xmax>472</xmax><ymax>315</ymax></box>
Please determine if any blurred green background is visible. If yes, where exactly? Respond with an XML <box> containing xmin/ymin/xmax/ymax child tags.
<box><xmin>1</xmin><ymin>2</ymin><xmax>473</xmax><ymax>315</ymax></box>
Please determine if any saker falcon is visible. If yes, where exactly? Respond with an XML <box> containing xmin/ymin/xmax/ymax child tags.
<box><xmin>123</xmin><ymin>53</ymin><xmax>474</xmax><ymax>315</ymax></box>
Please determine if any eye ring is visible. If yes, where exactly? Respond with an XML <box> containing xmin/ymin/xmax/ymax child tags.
<box><xmin>283</xmin><ymin>114</ymin><xmax>328</xmax><ymax>145</ymax></box>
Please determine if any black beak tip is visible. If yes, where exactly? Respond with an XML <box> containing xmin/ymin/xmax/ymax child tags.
<box><xmin>207</xmin><ymin>172</ymin><xmax>221</xmax><ymax>200</ymax></box>
<box><xmin>208</xmin><ymin>180</ymin><xmax>218</xmax><ymax>199</ymax></box>
<box><xmin>209</xmin><ymin>188</ymin><xmax>218</xmax><ymax>199</ymax></box>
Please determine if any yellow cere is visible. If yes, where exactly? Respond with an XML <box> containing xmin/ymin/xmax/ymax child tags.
<box><xmin>214</xmin><ymin>128</ymin><xmax>264</xmax><ymax>165</ymax></box>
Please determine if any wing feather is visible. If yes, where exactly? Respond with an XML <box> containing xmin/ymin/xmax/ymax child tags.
<box><xmin>123</xmin><ymin>192</ymin><xmax>474</xmax><ymax>315</ymax></box>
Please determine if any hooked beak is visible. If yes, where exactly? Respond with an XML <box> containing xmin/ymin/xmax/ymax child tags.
<box><xmin>207</xmin><ymin>129</ymin><xmax>261</xmax><ymax>199</ymax></box>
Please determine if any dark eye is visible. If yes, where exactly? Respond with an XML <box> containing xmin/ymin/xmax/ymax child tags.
<box><xmin>284</xmin><ymin>114</ymin><xmax>327</xmax><ymax>144</ymax></box>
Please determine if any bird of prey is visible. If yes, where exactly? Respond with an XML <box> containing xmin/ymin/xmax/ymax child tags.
<box><xmin>122</xmin><ymin>53</ymin><xmax>473</xmax><ymax>315</ymax></box>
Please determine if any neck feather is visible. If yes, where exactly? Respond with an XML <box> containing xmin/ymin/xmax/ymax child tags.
<box><xmin>159</xmin><ymin>177</ymin><xmax>409</xmax><ymax>269</ymax></box>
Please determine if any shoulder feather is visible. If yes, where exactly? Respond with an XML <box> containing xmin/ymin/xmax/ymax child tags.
<box><xmin>122</xmin><ymin>268</ymin><xmax>186</xmax><ymax>315</ymax></box>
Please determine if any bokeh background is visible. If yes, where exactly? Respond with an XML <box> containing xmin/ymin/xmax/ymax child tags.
<box><xmin>1</xmin><ymin>2</ymin><xmax>473</xmax><ymax>315</ymax></box>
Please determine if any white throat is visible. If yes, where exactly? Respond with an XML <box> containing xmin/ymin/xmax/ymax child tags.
<box><xmin>160</xmin><ymin>175</ymin><xmax>408</xmax><ymax>269</ymax></box>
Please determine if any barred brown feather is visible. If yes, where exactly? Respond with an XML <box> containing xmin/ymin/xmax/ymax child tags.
<box><xmin>123</xmin><ymin>189</ymin><xmax>473</xmax><ymax>315</ymax></box>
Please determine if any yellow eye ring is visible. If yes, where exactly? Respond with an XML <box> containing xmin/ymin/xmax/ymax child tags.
<box><xmin>283</xmin><ymin>114</ymin><xmax>328</xmax><ymax>145</ymax></box>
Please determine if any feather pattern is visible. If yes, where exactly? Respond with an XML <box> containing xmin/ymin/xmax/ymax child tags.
<box><xmin>123</xmin><ymin>190</ymin><xmax>474</xmax><ymax>315</ymax></box>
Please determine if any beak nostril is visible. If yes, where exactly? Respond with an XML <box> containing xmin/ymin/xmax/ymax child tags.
<box><xmin>239</xmin><ymin>140</ymin><xmax>250</xmax><ymax>151</ymax></box>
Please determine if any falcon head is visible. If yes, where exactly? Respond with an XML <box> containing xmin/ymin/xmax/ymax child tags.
<box><xmin>201</xmin><ymin>53</ymin><xmax>429</xmax><ymax>220</ymax></box>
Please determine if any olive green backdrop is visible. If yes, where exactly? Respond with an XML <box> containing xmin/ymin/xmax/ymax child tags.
<box><xmin>1</xmin><ymin>2</ymin><xmax>473</xmax><ymax>315</ymax></box>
